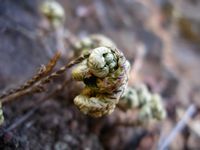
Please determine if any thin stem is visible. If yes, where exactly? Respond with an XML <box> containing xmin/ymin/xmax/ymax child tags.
<box><xmin>0</xmin><ymin>52</ymin><xmax>61</xmax><ymax>100</ymax></box>
<box><xmin>0</xmin><ymin>53</ymin><xmax>84</xmax><ymax>105</ymax></box>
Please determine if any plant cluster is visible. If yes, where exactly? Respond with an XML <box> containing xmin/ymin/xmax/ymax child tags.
<box><xmin>0</xmin><ymin>0</ymin><xmax>166</xmax><ymax>126</ymax></box>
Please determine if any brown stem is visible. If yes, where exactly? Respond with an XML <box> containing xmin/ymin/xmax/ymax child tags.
<box><xmin>0</xmin><ymin>52</ymin><xmax>61</xmax><ymax>100</ymax></box>
<box><xmin>0</xmin><ymin>54</ymin><xmax>84</xmax><ymax>105</ymax></box>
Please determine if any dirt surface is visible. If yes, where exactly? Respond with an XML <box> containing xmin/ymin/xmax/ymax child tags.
<box><xmin>0</xmin><ymin>0</ymin><xmax>200</xmax><ymax>149</ymax></box>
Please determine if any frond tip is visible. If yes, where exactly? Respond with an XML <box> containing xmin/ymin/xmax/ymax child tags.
<box><xmin>119</xmin><ymin>84</ymin><xmax>166</xmax><ymax>121</ymax></box>
<box><xmin>72</xmin><ymin>46</ymin><xmax>130</xmax><ymax>117</ymax></box>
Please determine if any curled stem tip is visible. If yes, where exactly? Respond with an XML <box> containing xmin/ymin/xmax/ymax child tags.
<box><xmin>72</xmin><ymin>46</ymin><xmax>130</xmax><ymax>117</ymax></box>
<box><xmin>119</xmin><ymin>84</ymin><xmax>166</xmax><ymax>121</ymax></box>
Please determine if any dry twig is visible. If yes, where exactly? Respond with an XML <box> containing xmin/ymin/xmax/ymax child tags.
<box><xmin>0</xmin><ymin>52</ymin><xmax>85</xmax><ymax>104</ymax></box>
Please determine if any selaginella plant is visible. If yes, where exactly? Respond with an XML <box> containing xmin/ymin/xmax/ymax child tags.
<box><xmin>72</xmin><ymin>46</ymin><xmax>130</xmax><ymax>117</ymax></box>
<box><xmin>40</xmin><ymin>0</ymin><xmax>65</xmax><ymax>28</ymax></box>
<box><xmin>72</xmin><ymin>34</ymin><xmax>117</xmax><ymax>56</ymax></box>
<box><xmin>119</xmin><ymin>84</ymin><xmax>166</xmax><ymax>122</ymax></box>
<box><xmin>71</xmin><ymin>35</ymin><xmax>166</xmax><ymax>120</ymax></box>
<box><xmin>0</xmin><ymin>34</ymin><xmax>166</xmax><ymax>126</ymax></box>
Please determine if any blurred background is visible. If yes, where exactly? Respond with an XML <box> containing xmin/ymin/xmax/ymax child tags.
<box><xmin>0</xmin><ymin>0</ymin><xmax>200</xmax><ymax>149</ymax></box>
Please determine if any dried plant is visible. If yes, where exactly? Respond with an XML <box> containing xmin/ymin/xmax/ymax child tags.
<box><xmin>0</xmin><ymin>52</ymin><xmax>61</xmax><ymax>104</ymax></box>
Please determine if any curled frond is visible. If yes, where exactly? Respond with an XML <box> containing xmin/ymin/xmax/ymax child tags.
<box><xmin>72</xmin><ymin>46</ymin><xmax>130</xmax><ymax>117</ymax></box>
<box><xmin>73</xmin><ymin>34</ymin><xmax>117</xmax><ymax>56</ymax></box>
<box><xmin>119</xmin><ymin>84</ymin><xmax>166</xmax><ymax>121</ymax></box>
<box><xmin>40</xmin><ymin>0</ymin><xmax>65</xmax><ymax>27</ymax></box>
